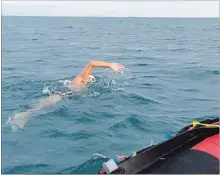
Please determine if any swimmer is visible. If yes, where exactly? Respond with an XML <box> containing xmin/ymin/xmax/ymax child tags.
<box><xmin>7</xmin><ymin>60</ymin><xmax>125</xmax><ymax>129</ymax></box>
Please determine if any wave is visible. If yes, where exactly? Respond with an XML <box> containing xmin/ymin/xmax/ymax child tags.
<box><xmin>168</xmin><ymin>48</ymin><xmax>191</xmax><ymax>52</ymax></box>
<box><xmin>123</xmin><ymin>48</ymin><xmax>144</xmax><ymax>52</ymax></box>
<box><xmin>142</xmin><ymin>83</ymin><xmax>154</xmax><ymax>87</ymax></box>
<box><xmin>2</xmin><ymin>48</ymin><xmax>18</xmax><ymax>52</ymax></box>
<box><xmin>34</xmin><ymin>59</ymin><xmax>45</xmax><ymax>63</ymax></box>
<box><xmin>206</xmin><ymin>70</ymin><xmax>219</xmax><ymax>75</ymax></box>
<box><xmin>64</xmin><ymin>26</ymin><xmax>74</xmax><ymax>28</ymax></box>
<box><xmin>61</xmin><ymin>65</ymin><xmax>78</xmax><ymax>68</ymax></box>
<box><xmin>58</xmin><ymin>154</ymin><xmax>108</xmax><ymax>174</ymax></box>
<box><xmin>142</xmin><ymin>75</ymin><xmax>158</xmax><ymax>78</ymax></box>
<box><xmin>123</xmin><ymin>93</ymin><xmax>160</xmax><ymax>105</ymax></box>
<box><xmin>2</xmin><ymin>163</ymin><xmax>57</xmax><ymax>174</ymax></box>
<box><xmin>43</xmin><ymin>129</ymin><xmax>94</xmax><ymax>141</ymax></box>
<box><xmin>160</xmin><ymin>38</ymin><xmax>176</xmax><ymax>41</ymax></box>
<box><xmin>133</xmin><ymin>63</ymin><xmax>148</xmax><ymax>66</ymax></box>
<box><xmin>108</xmin><ymin>121</ymin><xmax>127</xmax><ymax>131</ymax></box>
<box><xmin>74</xmin><ymin>114</ymin><xmax>97</xmax><ymax>124</ymax></box>
<box><xmin>2</xmin><ymin>67</ymin><xmax>16</xmax><ymax>71</ymax></box>
<box><xmin>85</xmin><ymin>46</ymin><xmax>100</xmax><ymax>50</ymax></box>
<box><xmin>184</xmin><ymin>98</ymin><xmax>217</xmax><ymax>102</ymax></box>
<box><xmin>182</xmin><ymin>68</ymin><xmax>220</xmax><ymax>77</ymax></box>
<box><xmin>108</xmin><ymin>115</ymin><xmax>152</xmax><ymax>133</ymax></box>
<box><xmin>180</xmin><ymin>88</ymin><xmax>200</xmax><ymax>93</ymax></box>
<box><xmin>57</xmin><ymin>38</ymin><xmax>66</xmax><ymax>41</ymax></box>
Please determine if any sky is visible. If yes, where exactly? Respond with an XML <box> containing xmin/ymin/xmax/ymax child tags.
<box><xmin>1</xmin><ymin>1</ymin><xmax>220</xmax><ymax>17</ymax></box>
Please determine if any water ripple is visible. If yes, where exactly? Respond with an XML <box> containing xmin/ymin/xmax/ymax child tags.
<box><xmin>123</xmin><ymin>93</ymin><xmax>160</xmax><ymax>105</ymax></box>
<box><xmin>44</xmin><ymin>129</ymin><xmax>93</xmax><ymax>141</ymax></box>
<box><xmin>3</xmin><ymin>164</ymin><xmax>56</xmax><ymax>174</ymax></box>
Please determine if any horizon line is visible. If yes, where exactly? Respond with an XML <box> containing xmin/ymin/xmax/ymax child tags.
<box><xmin>2</xmin><ymin>15</ymin><xmax>219</xmax><ymax>18</ymax></box>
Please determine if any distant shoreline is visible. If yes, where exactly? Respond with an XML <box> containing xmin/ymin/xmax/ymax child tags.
<box><xmin>2</xmin><ymin>16</ymin><xmax>218</xmax><ymax>19</ymax></box>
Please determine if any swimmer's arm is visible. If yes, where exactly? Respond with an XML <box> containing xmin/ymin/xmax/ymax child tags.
<box><xmin>90</xmin><ymin>60</ymin><xmax>112</xmax><ymax>68</ymax></box>
<box><xmin>77</xmin><ymin>61</ymin><xmax>124</xmax><ymax>81</ymax></box>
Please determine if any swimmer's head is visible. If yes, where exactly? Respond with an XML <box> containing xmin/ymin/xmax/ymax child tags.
<box><xmin>88</xmin><ymin>75</ymin><xmax>96</xmax><ymax>83</ymax></box>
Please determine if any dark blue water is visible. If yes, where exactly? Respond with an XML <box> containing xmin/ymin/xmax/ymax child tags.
<box><xmin>2</xmin><ymin>17</ymin><xmax>219</xmax><ymax>173</ymax></box>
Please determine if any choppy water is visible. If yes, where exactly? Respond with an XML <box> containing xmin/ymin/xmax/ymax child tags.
<box><xmin>2</xmin><ymin>17</ymin><xmax>220</xmax><ymax>173</ymax></box>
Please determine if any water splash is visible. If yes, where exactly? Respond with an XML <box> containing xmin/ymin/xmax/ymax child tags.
<box><xmin>149</xmin><ymin>140</ymin><xmax>154</xmax><ymax>146</ymax></box>
<box><xmin>104</xmin><ymin>68</ymin><xmax>133</xmax><ymax>79</ymax></box>
<box><xmin>58</xmin><ymin>79</ymin><xmax>71</xmax><ymax>86</ymax></box>
<box><xmin>58</xmin><ymin>153</ymin><xmax>108</xmax><ymax>174</ymax></box>
<box><xmin>42</xmin><ymin>86</ymin><xmax>51</xmax><ymax>95</ymax></box>
<box><xmin>42</xmin><ymin>79</ymin><xmax>72</xmax><ymax>97</ymax></box>
<box><xmin>92</xmin><ymin>153</ymin><xmax>107</xmax><ymax>159</ymax></box>
<box><xmin>6</xmin><ymin>116</ymin><xmax>19</xmax><ymax>132</ymax></box>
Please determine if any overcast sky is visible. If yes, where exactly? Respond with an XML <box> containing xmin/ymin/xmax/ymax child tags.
<box><xmin>2</xmin><ymin>1</ymin><xmax>219</xmax><ymax>17</ymax></box>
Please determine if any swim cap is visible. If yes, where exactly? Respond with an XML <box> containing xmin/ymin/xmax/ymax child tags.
<box><xmin>63</xmin><ymin>80</ymin><xmax>71</xmax><ymax>86</ymax></box>
<box><xmin>88</xmin><ymin>75</ymin><xmax>96</xmax><ymax>83</ymax></box>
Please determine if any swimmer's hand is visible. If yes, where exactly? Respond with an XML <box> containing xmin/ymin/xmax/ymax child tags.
<box><xmin>110</xmin><ymin>63</ymin><xmax>125</xmax><ymax>72</ymax></box>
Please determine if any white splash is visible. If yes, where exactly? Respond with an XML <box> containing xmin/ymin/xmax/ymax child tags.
<box><xmin>42</xmin><ymin>86</ymin><xmax>51</xmax><ymax>95</ymax></box>
<box><xmin>111</xmin><ymin>80</ymin><xmax>116</xmax><ymax>84</ymax></box>
<box><xmin>92</xmin><ymin>153</ymin><xmax>107</xmax><ymax>159</ymax></box>
<box><xmin>59</xmin><ymin>79</ymin><xmax>71</xmax><ymax>86</ymax></box>
<box><xmin>63</xmin><ymin>80</ymin><xmax>71</xmax><ymax>86</ymax></box>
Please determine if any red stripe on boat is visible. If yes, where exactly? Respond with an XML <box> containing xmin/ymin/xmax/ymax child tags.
<box><xmin>192</xmin><ymin>134</ymin><xmax>219</xmax><ymax>159</ymax></box>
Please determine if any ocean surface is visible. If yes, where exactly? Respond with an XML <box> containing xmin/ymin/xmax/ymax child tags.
<box><xmin>1</xmin><ymin>17</ymin><xmax>219</xmax><ymax>173</ymax></box>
